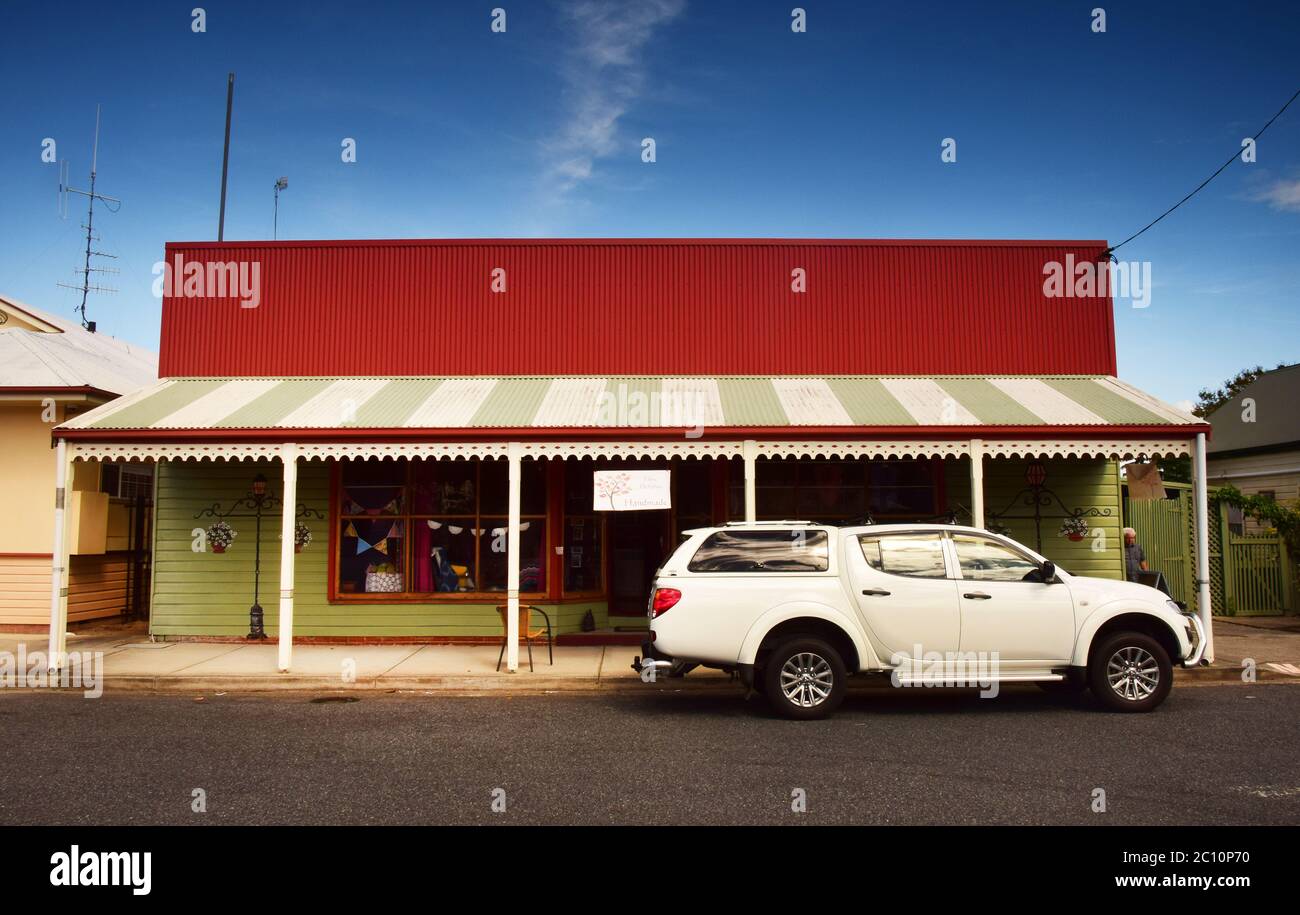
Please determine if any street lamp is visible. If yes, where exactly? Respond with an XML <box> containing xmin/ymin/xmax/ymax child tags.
<box><xmin>273</xmin><ymin>177</ymin><xmax>288</xmax><ymax>240</ymax></box>
<box><xmin>195</xmin><ymin>470</ymin><xmax>323</xmax><ymax>640</ymax></box>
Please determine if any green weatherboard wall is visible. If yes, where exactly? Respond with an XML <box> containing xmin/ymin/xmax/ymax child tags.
<box><xmin>151</xmin><ymin>459</ymin><xmax>607</xmax><ymax>638</ymax></box>
<box><xmin>946</xmin><ymin>456</ymin><xmax>1125</xmax><ymax>580</ymax></box>
<box><xmin>150</xmin><ymin>455</ymin><xmax>1124</xmax><ymax>638</ymax></box>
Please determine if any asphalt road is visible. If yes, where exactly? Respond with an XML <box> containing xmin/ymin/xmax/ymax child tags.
<box><xmin>1</xmin><ymin>683</ymin><xmax>1296</xmax><ymax>825</ymax></box>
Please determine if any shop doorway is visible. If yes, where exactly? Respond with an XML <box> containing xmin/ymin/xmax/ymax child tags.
<box><xmin>607</xmin><ymin>509</ymin><xmax>670</xmax><ymax>615</ymax></box>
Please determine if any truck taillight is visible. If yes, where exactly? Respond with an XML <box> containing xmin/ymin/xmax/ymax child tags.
<box><xmin>650</xmin><ymin>588</ymin><xmax>681</xmax><ymax>617</ymax></box>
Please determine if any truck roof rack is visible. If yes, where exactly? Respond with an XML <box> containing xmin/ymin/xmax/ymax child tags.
<box><xmin>723</xmin><ymin>520</ymin><xmax>817</xmax><ymax>526</ymax></box>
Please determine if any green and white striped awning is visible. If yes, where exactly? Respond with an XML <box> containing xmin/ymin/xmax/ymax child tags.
<box><xmin>61</xmin><ymin>375</ymin><xmax>1199</xmax><ymax>432</ymax></box>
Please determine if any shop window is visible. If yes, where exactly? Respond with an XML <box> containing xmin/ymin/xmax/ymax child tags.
<box><xmin>727</xmin><ymin>458</ymin><xmax>937</xmax><ymax>522</ymax></box>
<box><xmin>673</xmin><ymin>459</ymin><xmax>713</xmax><ymax>538</ymax></box>
<box><xmin>867</xmin><ymin>460</ymin><xmax>938</xmax><ymax>518</ymax></box>
<box><xmin>336</xmin><ymin>458</ymin><xmax>547</xmax><ymax>598</ymax></box>
<box><xmin>563</xmin><ymin>461</ymin><xmax>602</xmax><ymax>593</ymax></box>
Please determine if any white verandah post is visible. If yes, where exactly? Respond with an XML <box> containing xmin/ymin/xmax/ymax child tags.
<box><xmin>969</xmin><ymin>438</ymin><xmax>985</xmax><ymax>529</ymax></box>
<box><xmin>47</xmin><ymin>439</ymin><xmax>72</xmax><ymax>670</ymax></box>
<box><xmin>743</xmin><ymin>439</ymin><xmax>758</xmax><ymax>523</ymax></box>
<box><xmin>506</xmin><ymin>443</ymin><xmax>522</xmax><ymax>672</ymax></box>
<box><xmin>276</xmin><ymin>443</ymin><xmax>299</xmax><ymax>673</ymax></box>
<box><xmin>1192</xmin><ymin>432</ymin><xmax>1215</xmax><ymax>662</ymax></box>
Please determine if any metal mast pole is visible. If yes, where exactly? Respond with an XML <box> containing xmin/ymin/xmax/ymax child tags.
<box><xmin>76</xmin><ymin>106</ymin><xmax>101</xmax><ymax>326</ymax></box>
<box><xmin>218</xmin><ymin>73</ymin><xmax>234</xmax><ymax>241</ymax></box>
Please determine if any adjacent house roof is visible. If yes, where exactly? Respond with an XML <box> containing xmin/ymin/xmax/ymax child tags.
<box><xmin>58</xmin><ymin>373</ymin><xmax>1200</xmax><ymax>435</ymax></box>
<box><xmin>1206</xmin><ymin>363</ymin><xmax>1300</xmax><ymax>456</ymax></box>
<box><xmin>0</xmin><ymin>294</ymin><xmax>158</xmax><ymax>396</ymax></box>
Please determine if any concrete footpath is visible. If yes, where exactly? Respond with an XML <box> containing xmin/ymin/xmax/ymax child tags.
<box><xmin>2</xmin><ymin>618</ymin><xmax>1299</xmax><ymax>694</ymax></box>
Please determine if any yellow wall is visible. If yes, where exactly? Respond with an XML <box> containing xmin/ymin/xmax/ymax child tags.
<box><xmin>0</xmin><ymin>405</ymin><xmax>60</xmax><ymax>553</ymax></box>
<box><xmin>0</xmin><ymin>404</ymin><xmax>117</xmax><ymax>627</ymax></box>
<box><xmin>0</xmin><ymin>306</ymin><xmax>57</xmax><ymax>332</ymax></box>
<box><xmin>0</xmin><ymin>555</ymin><xmax>51</xmax><ymax>626</ymax></box>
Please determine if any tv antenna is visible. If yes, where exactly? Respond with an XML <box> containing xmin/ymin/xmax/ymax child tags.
<box><xmin>58</xmin><ymin>104</ymin><xmax>120</xmax><ymax>331</ymax></box>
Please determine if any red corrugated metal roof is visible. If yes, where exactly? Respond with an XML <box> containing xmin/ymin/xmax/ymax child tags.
<box><xmin>157</xmin><ymin>238</ymin><xmax>1116</xmax><ymax>378</ymax></box>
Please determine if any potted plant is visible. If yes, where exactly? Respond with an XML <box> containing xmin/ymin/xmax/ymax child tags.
<box><xmin>294</xmin><ymin>521</ymin><xmax>312</xmax><ymax>553</ymax></box>
<box><xmin>1059</xmin><ymin>515</ymin><xmax>1089</xmax><ymax>542</ymax></box>
<box><xmin>208</xmin><ymin>520</ymin><xmax>237</xmax><ymax>553</ymax></box>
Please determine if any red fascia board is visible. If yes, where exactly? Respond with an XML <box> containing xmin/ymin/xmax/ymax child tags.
<box><xmin>53</xmin><ymin>423</ymin><xmax>1211</xmax><ymax>444</ymax></box>
<box><xmin>165</xmin><ymin>237</ymin><xmax>1110</xmax><ymax>250</ymax></box>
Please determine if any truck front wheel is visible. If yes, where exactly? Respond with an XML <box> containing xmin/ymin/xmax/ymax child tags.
<box><xmin>763</xmin><ymin>637</ymin><xmax>847</xmax><ymax>720</ymax></box>
<box><xmin>1088</xmin><ymin>631</ymin><xmax>1172</xmax><ymax>712</ymax></box>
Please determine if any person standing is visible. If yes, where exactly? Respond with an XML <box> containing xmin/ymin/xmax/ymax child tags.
<box><xmin>1123</xmin><ymin>527</ymin><xmax>1149</xmax><ymax>582</ymax></box>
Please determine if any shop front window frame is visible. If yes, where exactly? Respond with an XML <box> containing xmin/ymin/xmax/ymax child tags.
<box><xmin>329</xmin><ymin>458</ymin><xmax>548</xmax><ymax>603</ymax></box>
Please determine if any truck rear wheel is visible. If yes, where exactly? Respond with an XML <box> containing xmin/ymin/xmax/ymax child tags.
<box><xmin>763</xmin><ymin>638</ymin><xmax>846</xmax><ymax>720</ymax></box>
<box><xmin>1088</xmin><ymin>632</ymin><xmax>1172</xmax><ymax>712</ymax></box>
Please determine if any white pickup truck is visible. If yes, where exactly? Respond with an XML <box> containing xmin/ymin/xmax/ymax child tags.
<box><xmin>636</xmin><ymin>522</ymin><xmax>1206</xmax><ymax>719</ymax></box>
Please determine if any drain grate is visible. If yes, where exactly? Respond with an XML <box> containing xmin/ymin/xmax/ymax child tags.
<box><xmin>309</xmin><ymin>696</ymin><xmax>360</xmax><ymax>704</ymax></box>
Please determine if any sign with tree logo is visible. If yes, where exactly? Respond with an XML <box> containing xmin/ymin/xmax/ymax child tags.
<box><xmin>593</xmin><ymin>470</ymin><xmax>671</xmax><ymax>511</ymax></box>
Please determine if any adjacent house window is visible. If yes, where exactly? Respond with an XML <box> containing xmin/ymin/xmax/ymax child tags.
<box><xmin>335</xmin><ymin>458</ymin><xmax>547</xmax><ymax>598</ymax></box>
<box><xmin>1227</xmin><ymin>504</ymin><xmax>1244</xmax><ymax>536</ymax></box>
<box><xmin>99</xmin><ymin>461</ymin><xmax>155</xmax><ymax>500</ymax></box>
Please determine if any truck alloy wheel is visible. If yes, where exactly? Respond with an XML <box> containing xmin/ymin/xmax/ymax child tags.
<box><xmin>1088</xmin><ymin>632</ymin><xmax>1172</xmax><ymax>712</ymax></box>
<box><xmin>764</xmin><ymin>638</ymin><xmax>846</xmax><ymax>720</ymax></box>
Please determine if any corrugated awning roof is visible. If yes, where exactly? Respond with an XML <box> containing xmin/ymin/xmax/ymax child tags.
<box><xmin>58</xmin><ymin>375</ymin><xmax>1201</xmax><ymax>434</ymax></box>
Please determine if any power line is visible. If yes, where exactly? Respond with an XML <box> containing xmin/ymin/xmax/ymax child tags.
<box><xmin>1105</xmin><ymin>86</ymin><xmax>1300</xmax><ymax>258</ymax></box>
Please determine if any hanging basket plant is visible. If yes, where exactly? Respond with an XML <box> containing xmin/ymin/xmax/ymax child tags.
<box><xmin>1059</xmin><ymin>515</ymin><xmax>1089</xmax><ymax>542</ymax></box>
<box><xmin>294</xmin><ymin>521</ymin><xmax>312</xmax><ymax>553</ymax></box>
<box><xmin>207</xmin><ymin>520</ymin><xmax>238</xmax><ymax>553</ymax></box>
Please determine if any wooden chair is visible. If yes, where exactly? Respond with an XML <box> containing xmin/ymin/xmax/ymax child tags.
<box><xmin>495</xmin><ymin>604</ymin><xmax>553</xmax><ymax>672</ymax></box>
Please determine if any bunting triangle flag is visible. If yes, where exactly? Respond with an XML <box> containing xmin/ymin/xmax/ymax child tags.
<box><xmin>356</xmin><ymin>536</ymin><xmax>372</xmax><ymax>555</ymax></box>
<box><xmin>373</xmin><ymin>537</ymin><xmax>388</xmax><ymax>555</ymax></box>
<box><xmin>344</xmin><ymin>521</ymin><xmax>358</xmax><ymax>538</ymax></box>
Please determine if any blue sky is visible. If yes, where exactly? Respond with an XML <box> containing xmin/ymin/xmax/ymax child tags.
<box><xmin>1</xmin><ymin>0</ymin><xmax>1296</xmax><ymax>407</ymax></box>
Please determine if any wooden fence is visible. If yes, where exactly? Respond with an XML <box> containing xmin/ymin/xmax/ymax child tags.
<box><xmin>1124</xmin><ymin>483</ymin><xmax>1294</xmax><ymax>616</ymax></box>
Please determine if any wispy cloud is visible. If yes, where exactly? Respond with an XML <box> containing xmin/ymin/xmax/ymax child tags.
<box><xmin>543</xmin><ymin>0</ymin><xmax>685</xmax><ymax>195</ymax></box>
<box><xmin>1249</xmin><ymin>177</ymin><xmax>1300</xmax><ymax>213</ymax></box>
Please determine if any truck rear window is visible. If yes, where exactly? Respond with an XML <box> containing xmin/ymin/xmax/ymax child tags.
<box><xmin>687</xmin><ymin>530</ymin><xmax>829</xmax><ymax>572</ymax></box>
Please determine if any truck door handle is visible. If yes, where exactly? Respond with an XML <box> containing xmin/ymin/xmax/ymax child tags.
<box><xmin>963</xmin><ymin>591</ymin><xmax>992</xmax><ymax>600</ymax></box>
<box><xmin>861</xmin><ymin>588</ymin><xmax>891</xmax><ymax>597</ymax></box>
